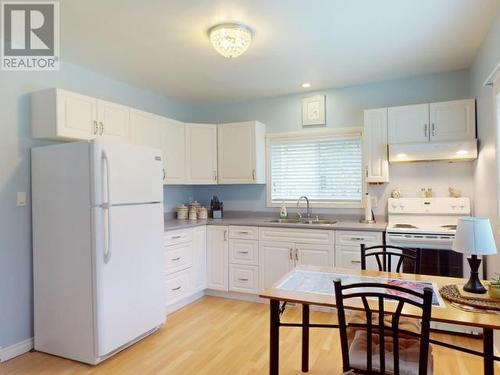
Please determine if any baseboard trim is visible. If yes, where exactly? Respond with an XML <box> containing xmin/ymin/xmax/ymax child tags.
<box><xmin>165</xmin><ymin>290</ymin><xmax>205</xmax><ymax>315</ymax></box>
<box><xmin>0</xmin><ymin>338</ymin><xmax>33</xmax><ymax>362</ymax></box>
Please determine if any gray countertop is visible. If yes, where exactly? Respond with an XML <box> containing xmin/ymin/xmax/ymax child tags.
<box><xmin>164</xmin><ymin>215</ymin><xmax>387</xmax><ymax>232</ymax></box>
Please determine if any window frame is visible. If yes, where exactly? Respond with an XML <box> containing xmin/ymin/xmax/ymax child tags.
<box><xmin>266</xmin><ymin>127</ymin><xmax>365</xmax><ymax>209</ymax></box>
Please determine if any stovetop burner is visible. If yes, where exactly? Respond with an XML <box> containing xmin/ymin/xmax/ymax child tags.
<box><xmin>393</xmin><ymin>224</ymin><xmax>418</xmax><ymax>229</ymax></box>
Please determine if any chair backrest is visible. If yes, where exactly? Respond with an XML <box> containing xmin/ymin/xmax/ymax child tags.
<box><xmin>361</xmin><ymin>244</ymin><xmax>421</xmax><ymax>274</ymax></box>
<box><xmin>334</xmin><ymin>279</ymin><xmax>433</xmax><ymax>375</ymax></box>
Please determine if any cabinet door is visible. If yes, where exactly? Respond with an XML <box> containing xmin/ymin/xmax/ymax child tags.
<box><xmin>56</xmin><ymin>90</ymin><xmax>97</xmax><ymax>140</ymax></box>
<box><xmin>97</xmin><ymin>100</ymin><xmax>131</xmax><ymax>143</ymax></box>
<box><xmin>218</xmin><ymin>122</ymin><xmax>256</xmax><ymax>184</ymax></box>
<box><xmin>206</xmin><ymin>226</ymin><xmax>229</xmax><ymax>291</ymax></box>
<box><xmin>259</xmin><ymin>241</ymin><xmax>294</xmax><ymax>289</ymax></box>
<box><xmin>185</xmin><ymin>123</ymin><xmax>218</xmax><ymax>184</ymax></box>
<box><xmin>192</xmin><ymin>226</ymin><xmax>207</xmax><ymax>292</ymax></box>
<box><xmin>163</xmin><ymin>118</ymin><xmax>185</xmax><ymax>184</ymax></box>
<box><xmin>364</xmin><ymin>108</ymin><xmax>389</xmax><ymax>183</ymax></box>
<box><xmin>296</xmin><ymin>244</ymin><xmax>332</xmax><ymax>267</ymax></box>
<box><xmin>388</xmin><ymin>104</ymin><xmax>429</xmax><ymax>144</ymax></box>
<box><xmin>430</xmin><ymin>99</ymin><xmax>475</xmax><ymax>142</ymax></box>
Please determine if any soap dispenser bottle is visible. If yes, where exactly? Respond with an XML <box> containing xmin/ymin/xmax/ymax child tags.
<box><xmin>279</xmin><ymin>201</ymin><xmax>288</xmax><ymax>219</ymax></box>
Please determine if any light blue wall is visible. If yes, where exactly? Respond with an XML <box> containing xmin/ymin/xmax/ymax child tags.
<box><xmin>191</xmin><ymin>70</ymin><xmax>474</xmax><ymax>215</ymax></box>
<box><xmin>471</xmin><ymin>10</ymin><xmax>500</xmax><ymax>278</ymax></box>
<box><xmin>0</xmin><ymin>61</ymin><xmax>192</xmax><ymax>348</ymax></box>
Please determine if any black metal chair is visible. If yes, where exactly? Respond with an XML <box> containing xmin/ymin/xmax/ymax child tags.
<box><xmin>334</xmin><ymin>279</ymin><xmax>433</xmax><ymax>375</ymax></box>
<box><xmin>361</xmin><ymin>244</ymin><xmax>421</xmax><ymax>274</ymax></box>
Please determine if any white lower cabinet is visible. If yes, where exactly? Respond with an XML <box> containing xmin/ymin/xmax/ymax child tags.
<box><xmin>335</xmin><ymin>230</ymin><xmax>384</xmax><ymax>270</ymax></box>
<box><xmin>229</xmin><ymin>265</ymin><xmax>259</xmax><ymax>294</ymax></box>
<box><xmin>259</xmin><ymin>228</ymin><xmax>335</xmax><ymax>290</ymax></box>
<box><xmin>164</xmin><ymin>226</ymin><xmax>207</xmax><ymax>311</ymax></box>
<box><xmin>206</xmin><ymin>226</ymin><xmax>229</xmax><ymax>291</ymax></box>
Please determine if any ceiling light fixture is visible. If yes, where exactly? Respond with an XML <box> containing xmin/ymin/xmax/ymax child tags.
<box><xmin>208</xmin><ymin>23</ymin><xmax>253</xmax><ymax>58</ymax></box>
<box><xmin>301</xmin><ymin>83</ymin><xmax>311</xmax><ymax>88</ymax></box>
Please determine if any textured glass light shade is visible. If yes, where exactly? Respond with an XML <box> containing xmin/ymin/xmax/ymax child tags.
<box><xmin>209</xmin><ymin>23</ymin><xmax>253</xmax><ymax>58</ymax></box>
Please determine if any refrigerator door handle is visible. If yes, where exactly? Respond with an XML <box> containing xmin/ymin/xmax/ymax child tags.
<box><xmin>102</xmin><ymin>151</ymin><xmax>112</xmax><ymax>264</ymax></box>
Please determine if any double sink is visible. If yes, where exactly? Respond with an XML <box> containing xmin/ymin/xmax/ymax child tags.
<box><xmin>267</xmin><ymin>217</ymin><xmax>337</xmax><ymax>226</ymax></box>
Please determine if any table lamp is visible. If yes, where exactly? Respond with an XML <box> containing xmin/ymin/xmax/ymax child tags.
<box><xmin>452</xmin><ymin>217</ymin><xmax>497</xmax><ymax>294</ymax></box>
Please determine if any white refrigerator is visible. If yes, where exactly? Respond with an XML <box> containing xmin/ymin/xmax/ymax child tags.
<box><xmin>32</xmin><ymin>139</ymin><xmax>165</xmax><ymax>364</ymax></box>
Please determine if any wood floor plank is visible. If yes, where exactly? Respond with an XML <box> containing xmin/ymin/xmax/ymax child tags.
<box><xmin>0</xmin><ymin>296</ymin><xmax>498</xmax><ymax>374</ymax></box>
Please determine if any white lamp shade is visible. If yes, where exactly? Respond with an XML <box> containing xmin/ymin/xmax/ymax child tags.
<box><xmin>452</xmin><ymin>217</ymin><xmax>497</xmax><ymax>255</ymax></box>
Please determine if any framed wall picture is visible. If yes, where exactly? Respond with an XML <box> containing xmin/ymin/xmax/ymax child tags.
<box><xmin>302</xmin><ymin>95</ymin><xmax>326</xmax><ymax>126</ymax></box>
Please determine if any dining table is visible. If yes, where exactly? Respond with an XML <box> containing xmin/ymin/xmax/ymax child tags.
<box><xmin>259</xmin><ymin>265</ymin><xmax>500</xmax><ymax>375</ymax></box>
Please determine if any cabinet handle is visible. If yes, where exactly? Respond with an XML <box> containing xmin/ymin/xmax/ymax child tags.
<box><xmin>171</xmin><ymin>286</ymin><xmax>182</xmax><ymax>291</ymax></box>
<box><xmin>431</xmin><ymin>123</ymin><xmax>436</xmax><ymax>136</ymax></box>
<box><xmin>237</xmin><ymin>251</ymin><xmax>249</xmax><ymax>254</ymax></box>
<box><xmin>224</xmin><ymin>230</ymin><xmax>228</xmax><ymax>241</ymax></box>
<box><xmin>163</xmin><ymin>168</ymin><xmax>166</xmax><ymax>181</ymax></box>
<box><xmin>351</xmin><ymin>260</ymin><xmax>362</xmax><ymax>264</ymax></box>
<box><xmin>294</xmin><ymin>248</ymin><xmax>299</xmax><ymax>261</ymax></box>
<box><xmin>171</xmin><ymin>235</ymin><xmax>181</xmax><ymax>239</ymax></box>
<box><xmin>171</xmin><ymin>257</ymin><xmax>181</xmax><ymax>261</ymax></box>
<box><xmin>93</xmin><ymin>120</ymin><xmax>98</xmax><ymax>135</ymax></box>
<box><xmin>350</xmin><ymin>237</ymin><xmax>364</xmax><ymax>241</ymax></box>
<box><xmin>289</xmin><ymin>248</ymin><xmax>293</xmax><ymax>261</ymax></box>
<box><xmin>365</xmin><ymin>166</ymin><xmax>368</xmax><ymax>178</ymax></box>
<box><xmin>99</xmin><ymin>122</ymin><xmax>104</xmax><ymax>136</ymax></box>
<box><xmin>424</xmin><ymin>123</ymin><xmax>428</xmax><ymax>137</ymax></box>
<box><xmin>237</xmin><ymin>231</ymin><xmax>249</xmax><ymax>234</ymax></box>
<box><xmin>237</xmin><ymin>278</ymin><xmax>249</xmax><ymax>282</ymax></box>
<box><xmin>214</xmin><ymin>170</ymin><xmax>217</xmax><ymax>181</ymax></box>
<box><xmin>252</xmin><ymin>169</ymin><xmax>256</xmax><ymax>181</ymax></box>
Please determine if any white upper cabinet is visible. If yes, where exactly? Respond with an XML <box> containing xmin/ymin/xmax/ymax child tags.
<box><xmin>97</xmin><ymin>100</ymin><xmax>131</xmax><ymax>142</ymax></box>
<box><xmin>388</xmin><ymin>103</ymin><xmax>429</xmax><ymax>144</ymax></box>
<box><xmin>32</xmin><ymin>89</ymin><xmax>98</xmax><ymax>140</ymax></box>
<box><xmin>387</xmin><ymin>99</ymin><xmax>476</xmax><ymax>145</ymax></box>
<box><xmin>429</xmin><ymin>99</ymin><xmax>476</xmax><ymax>142</ymax></box>
<box><xmin>32</xmin><ymin>88</ymin><xmax>132</xmax><ymax>143</ymax></box>
<box><xmin>185</xmin><ymin>123</ymin><xmax>218</xmax><ymax>185</ymax></box>
<box><xmin>163</xmin><ymin>118</ymin><xmax>186</xmax><ymax>185</ymax></box>
<box><xmin>363</xmin><ymin>108</ymin><xmax>389</xmax><ymax>183</ymax></box>
<box><xmin>217</xmin><ymin>121</ymin><xmax>266</xmax><ymax>184</ymax></box>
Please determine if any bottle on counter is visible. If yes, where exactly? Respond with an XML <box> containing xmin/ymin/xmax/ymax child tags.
<box><xmin>280</xmin><ymin>201</ymin><xmax>288</xmax><ymax>219</ymax></box>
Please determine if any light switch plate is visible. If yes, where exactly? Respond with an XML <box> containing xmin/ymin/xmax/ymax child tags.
<box><xmin>16</xmin><ymin>192</ymin><xmax>27</xmax><ymax>207</ymax></box>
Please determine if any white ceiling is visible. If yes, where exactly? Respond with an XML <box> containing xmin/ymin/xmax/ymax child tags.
<box><xmin>61</xmin><ymin>0</ymin><xmax>500</xmax><ymax>102</ymax></box>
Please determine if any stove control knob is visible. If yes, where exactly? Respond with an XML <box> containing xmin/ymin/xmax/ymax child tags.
<box><xmin>399</xmin><ymin>203</ymin><xmax>405</xmax><ymax>209</ymax></box>
<box><xmin>451</xmin><ymin>203</ymin><xmax>457</xmax><ymax>209</ymax></box>
<box><xmin>391</xmin><ymin>203</ymin><xmax>397</xmax><ymax>209</ymax></box>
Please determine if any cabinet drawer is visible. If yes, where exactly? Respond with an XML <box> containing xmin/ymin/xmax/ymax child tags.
<box><xmin>165</xmin><ymin>242</ymin><xmax>192</xmax><ymax>275</ymax></box>
<box><xmin>335</xmin><ymin>231</ymin><xmax>383</xmax><ymax>247</ymax></box>
<box><xmin>259</xmin><ymin>227</ymin><xmax>333</xmax><ymax>245</ymax></box>
<box><xmin>229</xmin><ymin>264</ymin><xmax>259</xmax><ymax>294</ymax></box>
<box><xmin>165</xmin><ymin>270</ymin><xmax>191</xmax><ymax>306</ymax></box>
<box><xmin>229</xmin><ymin>225</ymin><xmax>259</xmax><ymax>240</ymax></box>
<box><xmin>229</xmin><ymin>239</ymin><xmax>259</xmax><ymax>265</ymax></box>
<box><xmin>336</xmin><ymin>245</ymin><xmax>380</xmax><ymax>271</ymax></box>
<box><xmin>164</xmin><ymin>229</ymin><xmax>192</xmax><ymax>246</ymax></box>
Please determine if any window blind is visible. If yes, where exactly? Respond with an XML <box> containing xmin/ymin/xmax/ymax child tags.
<box><xmin>270</xmin><ymin>136</ymin><xmax>362</xmax><ymax>203</ymax></box>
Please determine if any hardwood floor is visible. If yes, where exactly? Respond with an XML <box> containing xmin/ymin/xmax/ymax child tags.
<box><xmin>1</xmin><ymin>296</ymin><xmax>498</xmax><ymax>374</ymax></box>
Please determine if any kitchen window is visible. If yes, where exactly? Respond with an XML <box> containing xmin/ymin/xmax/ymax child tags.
<box><xmin>266</xmin><ymin>129</ymin><xmax>363</xmax><ymax>208</ymax></box>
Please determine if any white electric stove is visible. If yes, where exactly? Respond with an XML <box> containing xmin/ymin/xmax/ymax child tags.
<box><xmin>386</xmin><ymin>197</ymin><xmax>470</xmax><ymax>251</ymax></box>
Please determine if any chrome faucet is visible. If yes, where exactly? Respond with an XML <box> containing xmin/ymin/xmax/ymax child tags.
<box><xmin>297</xmin><ymin>196</ymin><xmax>311</xmax><ymax>220</ymax></box>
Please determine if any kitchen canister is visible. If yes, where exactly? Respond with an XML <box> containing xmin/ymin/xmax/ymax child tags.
<box><xmin>176</xmin><ymin>205</ymin><xmax>188</xmax><ymax>220</ymax></box>
<box><xmin>188</xmin><ymin>207</ymin><xmax>198</xmax><ymax>221</ymax></box>
<box><xmin>198</xmin><ymin>206</ymin><xmax>208</xmax><ymax>220</ymax></box>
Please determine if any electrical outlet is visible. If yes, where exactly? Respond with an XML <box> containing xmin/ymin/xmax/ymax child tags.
<box><xmin>16</xmin><ymin>192</ymin><xmax>27</xmax><ymax>207</ymax></box>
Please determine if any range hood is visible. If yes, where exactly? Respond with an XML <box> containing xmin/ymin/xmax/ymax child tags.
<box><xmin>389</xmin><ymin>140</ymin><xmax>478</xmax><ymax>163</ymax></box>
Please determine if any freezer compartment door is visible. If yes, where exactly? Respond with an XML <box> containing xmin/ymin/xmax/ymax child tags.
<box><xmin>94</xmin><ymin>203</ymin><xmax>165</xmax><ymax>357</ymax></box>
<box><xmin>92</xmin><ymin>139</ymin><xmax>163</xmax><ymax>206</ymax></box>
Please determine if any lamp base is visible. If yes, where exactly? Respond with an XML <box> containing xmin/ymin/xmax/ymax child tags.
<box><xmin>463</xmin><ymin>255</ymin><xmax>486</xmax><ymax>294</ymax></box>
